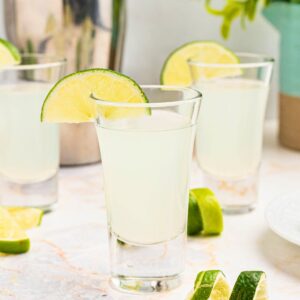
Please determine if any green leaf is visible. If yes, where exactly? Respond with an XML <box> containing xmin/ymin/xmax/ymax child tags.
<box><xmin>205</xmin><ymin>0</ymin><xmax>271</xmax><ymax>39</ymax></box>
<box><xmin>221</xmin><ymin>4</ymin><xmax>242</xmax><ymax>38</ymax></box>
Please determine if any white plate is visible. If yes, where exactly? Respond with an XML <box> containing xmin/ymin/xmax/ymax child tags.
<box><xmin>266</xmin><ymin>193</ymin><xmax>300</xmax><ymax>246</ymax></box>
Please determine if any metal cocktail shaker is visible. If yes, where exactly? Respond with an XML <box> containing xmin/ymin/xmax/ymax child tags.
<box><xmin>4</xmin><ymin>0</ymin><xmax>126</xmax><ymax>165</ymax></box>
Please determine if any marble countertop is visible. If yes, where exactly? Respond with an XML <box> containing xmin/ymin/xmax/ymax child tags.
<box><xmin>1</xmin><ymin>121</ymin><xmax>300</xmax><ymax>300</ymax></box>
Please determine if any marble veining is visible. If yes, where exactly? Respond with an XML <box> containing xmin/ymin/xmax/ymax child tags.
<box><xmin>1</xmin><ymin>121</ymin><xmax>300</xmax><ymax>299</ymax></box>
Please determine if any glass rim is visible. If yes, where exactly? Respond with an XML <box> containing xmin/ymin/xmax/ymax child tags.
<box><xmin>188</xmin><ymin>52</ymin><xmax>274</xmax><ymax>68</ymax></box>
<box><xmin>91</xmin><ymin>84</ymin><xmax>202</xmax><ymax>108</ymax></box>
<box><xmin>0</xmin><ymin>53</ymin><xmax>67</xmax><ymax>71</ymax></box>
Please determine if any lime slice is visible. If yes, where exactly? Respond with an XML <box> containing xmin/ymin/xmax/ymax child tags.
<box><xmin>187</xmin><ymin>192</ymin><xmax>203</xmax><ymax>235</ymax></box>
<box><xmin>41</xmin><ymin>69</ymin><xmax>149</xmax><ymax>123</ymax></box>
<box><xmin>161</xmin><ymin>41</ymin><xmax>240</xmax><ymax>86</ymax></box>
<box><xmin>0</xmin><ymin>38</ymin><xmax>21</xmax><ymax>66</ymax></box>
<box><xmin>7</xmin><ymin>207</ymin><xmax>43</xmax><ymax>230</ymax></box>
<box><xmin>0</xmin><ymin>207</ymin><xmax>30</xmax><ymax>254</ymax></box>
<box><xmin>190</xmin><ymin>270</ymin><xmax>231</xmax><ymax>300</ymax></box>
<box><xmin>230</xmin><ymin>271</ymin><xmax>268</xmax><ymax>300</ymax></box>
<box><xmin>189</xmin><ymin>188</ymin><xmax>223</xmax><ymax>235</ymax></box>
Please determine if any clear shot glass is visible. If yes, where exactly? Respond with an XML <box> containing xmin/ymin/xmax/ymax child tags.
<box><xmin>189</xmin><ymin>53</ymin><xmax>273</xmax><ymax>213</ymax></box>
<box><xmin>0</xmin><ymin>54</ymin><xmax>65</xmax><ymax>210</ymax></box>
<box><xmin>93</xmin><ymin>85</ymin><xmax>201</xmax><ymax>293</ymax></box>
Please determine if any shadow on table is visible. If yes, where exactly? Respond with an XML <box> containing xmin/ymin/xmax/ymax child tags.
<box><xmin>258</xmin><ymin>229</ymin><xmax>300</xmax><ymax>279</ymax></box>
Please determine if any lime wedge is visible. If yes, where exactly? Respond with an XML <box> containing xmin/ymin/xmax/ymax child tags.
<box><xmin>41</xmin><ymin>69</ymin><xmax>149</xmax><ymax>123</ymax></box>
<box><xmin>0</xmin><ymin>38</ymin><xmax>21</xmax><ymax>66</ymax></box>
<box><xmin>189</xmin><ymin>188</ymin><xmax>223</xmax><ymax>235</ymax></box>
<box><xmin>7</xmin><ymin>207</ymin><xmax>43</xmax><ymax>230</ymax></box>
<box><xmin>190</xmin><ymin>270</ymin><xmax>231</xmax><ymax>300</ymax></box>
<box><xmin>161</xmin><ymin>41</ymin><xmax>240</xmax><ymax>86</ymax></box>
<box><xmin>0</xmin><ymin>207</ymin><xmax>30</xmax><ymax>254</ymax></box>
<box><xmin>230</xmin><ymin>271</ymin><xmax>268</xmax><ymax>300</ymax></box>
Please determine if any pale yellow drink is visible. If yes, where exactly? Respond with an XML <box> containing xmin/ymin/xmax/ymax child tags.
<box><xmin>96</xmin><ymin>110</ymin><xmax>194</xmax><ymax>245</ymax></box>
<box><xmin>195</xmin><ymin>78</ymin><xmax>269</xmax><ymax>179</ymax></box>
<box><xmin>0</xmin><ymin>82</ymin><xmax>59</xmax><ymax>183</ymax></box>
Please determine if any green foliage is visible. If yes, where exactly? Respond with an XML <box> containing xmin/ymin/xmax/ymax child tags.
<box><xmin>205</xmin><ymin>0</ymin><xmax>300</xmax><ymax>39</ymax></box>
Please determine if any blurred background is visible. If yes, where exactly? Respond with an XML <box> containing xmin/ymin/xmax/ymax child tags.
<box><xmin>0</xmin><ymin>0</ymin><xmax>279</xmax><ymax>119</ymax></box>
<box><xmin>122</xmin><ymin>0</ymin><xmax>279</xmax><ymax>119</ymax></box>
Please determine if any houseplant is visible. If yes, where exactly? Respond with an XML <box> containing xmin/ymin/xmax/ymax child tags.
<box><xmin>206</xmin><ymin>0</ymin><xmax>300</xmax><ymax>150</ymax></box>
<box><xmin>205</xmin><ymin>0</ymin><xmax>300</xmax><ymax>38</ymax></box>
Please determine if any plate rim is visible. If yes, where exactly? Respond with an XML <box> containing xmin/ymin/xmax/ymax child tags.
<box><xmin>265</xmin><ymin>192</ymin><xmax>300</xmax><ymax>247</ymax></box>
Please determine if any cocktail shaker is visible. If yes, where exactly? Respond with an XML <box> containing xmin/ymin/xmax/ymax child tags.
<box><xmin>4</xmin><ymin>0</ymin><xmax>126</xmax><ymax>165</ymax></box>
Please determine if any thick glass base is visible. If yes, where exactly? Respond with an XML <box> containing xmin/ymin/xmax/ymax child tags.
<box><xmin>109</xmin><ymin>230</ymin><xmax>185</xmax><ymax>294</ymax></box>
<box><xmin>222</xmin><ymin>203</ymin><xmax>256</xmax><ymax>214</ymax></box>
<box><xmin>0</xmin><ymin>173</ymin><xmax>58</xmax><ymax>211</ymax></box>
<box><xmin>202</xmin><ymin>171</ymin><xmax>258</xmax><ymax>214</ymax></box>
<box><xmin>111</xmin><ymin>274</ymin><xmax>180</xmax><ymax>294</ymax></box>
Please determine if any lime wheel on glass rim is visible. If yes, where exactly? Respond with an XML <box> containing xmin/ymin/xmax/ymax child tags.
<box><xmin>161</xmin><ymin>41</ymin><xmax>241</xmax><ymax>86</ymax></box>
<box><xmin>41</xmin><ymin>69</ymin><xmax>150</xmax><ymax>123</ymax></box>
<box><xmin>0</xmin><ymin>38</ymin><xmax>21</xmax><ymax>66</ymax></box>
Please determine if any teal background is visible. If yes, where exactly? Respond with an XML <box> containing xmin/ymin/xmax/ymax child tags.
<box><xmin>264</xmin><ymin>3</ymin><xmax>300</xmax><ymax>97</ymax></box>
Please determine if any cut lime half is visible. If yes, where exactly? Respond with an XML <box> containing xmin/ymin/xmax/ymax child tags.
<box><xmin>0</xmin><ymin>207</ymin><xmax>30</xmax><ymax>254</ymax></box>
<box><xmin>161</xmin><ymin>41</ymin><xmax>240</xmax><ymax>86</ymax></box>
<box><xmin>41</xmin><ymin>69</ymin><xmax>149</xmax><ymax>123</ymax></box>
<box><xmin>0</xmin><ymin>38</ymin><xmax>21</xmax><ymax>66</ymax></box>
<box><xmin>187</xmin><ymin>192</ymin><xmax>203</xmax><ymax>235</ymax></box>
<box><xmin>189</xmin><ymin>188</ymin><xmax>223</xmax><ymax>235</ymax></box>
<box><xmin>191</xmin><ymin>270</ymin><xmax>231</xmax><ymax>300</ymax></box>
<box><xmin>230</xmin><ymin>271</ymin><xmax>268</xmax><ymax>300</ymax></box>
<box><xmin>7</xmin><ymin>207</ymin><xmax>43</xmax><ymax>230</ymax></box>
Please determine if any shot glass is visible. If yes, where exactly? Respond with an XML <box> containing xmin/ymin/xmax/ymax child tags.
<box><xmin>93</xmin><ymin>85</ymin><xmax>201</xmax><ymax>293</ymax></box>
<box><xmin>189</xmin><ymin>53</ymin><xmax>274</xmax><ymax>213</ymax></box>
<box><xmin>0</xmin><ymin>54</ymin><xmax>65</xmax><ymax>210</ymax></box>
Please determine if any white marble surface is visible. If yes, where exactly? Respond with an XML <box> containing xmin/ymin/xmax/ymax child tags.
<box><xmin>1</xmin><ymin>121</ymin><xmax>300</xmax><ymax>299</ymax></box>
